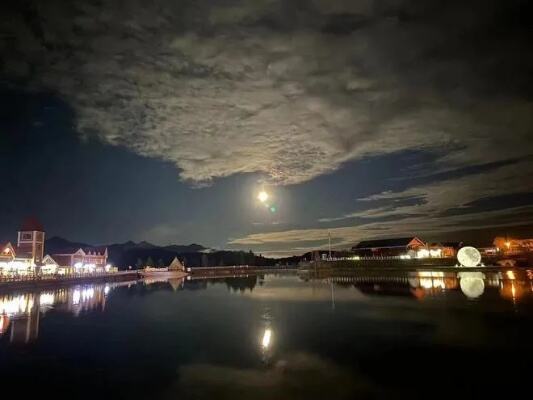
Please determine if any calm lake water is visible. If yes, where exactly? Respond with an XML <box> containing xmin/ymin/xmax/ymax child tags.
<box><xmin>1</xmin><ymin>270</ymin><xmax>533</xmax><ymax>399</ymax></box>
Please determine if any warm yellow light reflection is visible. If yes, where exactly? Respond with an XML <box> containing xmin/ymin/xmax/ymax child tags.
<box><xmin>257</xmin><ymin>191</ymin><xmax>269</xmax><ymax>203</ymax></box>
<box><xmin>262</xmin><ymin>328</ymin><xmax>272</xmax><ymax>348</ymax></box>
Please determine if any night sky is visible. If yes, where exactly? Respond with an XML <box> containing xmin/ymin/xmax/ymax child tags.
<box><xmin>1</xmin><ymin>1</ymin><xmax>533</xmax><ymax>256</ymax></box>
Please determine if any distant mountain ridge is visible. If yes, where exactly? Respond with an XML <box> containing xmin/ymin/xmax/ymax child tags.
<box><xmin>44</xmin><ymin>237</ymin><xmax>273</xmax><ymax>269</ymax></box>
<box><xmin>46</xmin><ymin>237</ymin><xmax>207</xmax><ymax>253</ymax></box>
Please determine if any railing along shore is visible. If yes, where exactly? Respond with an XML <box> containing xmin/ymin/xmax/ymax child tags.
<box><xmin>0</xmin><ymin>270</ymin><xmax>139</xmax><ymax>286</ymax></box>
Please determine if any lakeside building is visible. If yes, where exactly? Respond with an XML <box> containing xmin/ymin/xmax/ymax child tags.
<box><xmin>494</xmin><ymin>237</ymin><xmax>533</xmax><ymax>254</ymax></box>
<box><xmin>350</xmin><ymin>237</ymin><xmax>466</xmax><ymax>259</ymax></box>
<box><xmin>0</xmin><ymin>218</ymin><xmax>111</xmax><ymax>276</ymax></box>
<box><xmin>0</xmin><ymin>218</ymin><xmax>46</xmax><ymax>276</ymax></box>
<box><xmin>351</xmin><ymin>237</ymin><xmax>427</xmax><ymax>257</ymax></box>
<box><xmin>51</xmin><ymin>247</ymin><xmax>109</xmax><ymax>274</ymax></box>
<box><xmin>427</xmin><ymin>242</ymin><xmax>463</xmax><ymax>258</ymax></box>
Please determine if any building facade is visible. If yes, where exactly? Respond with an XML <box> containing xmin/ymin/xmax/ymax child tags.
<box><xmin>0</xmin><ymin>218</ymin><xmax>46</xmax><ymax>276</ymax></box>
<box><xmin>352</xmin><ymin>237</ymin><xmax>427</xmax><ymax>257</ymax></box>
<box><xmin>1</xmin><ymin>218</ymin><xmax>111</xmax><ymax>276</ymax></box>
<box><xmin>16</xmin><ymin>217</ymin><xmax>45</xmax><ymax>264</ymax></box>
<box><xmin>52</xmin><ymin>247</ymin><xmax>109</xmax><ymax>273</ymax></box>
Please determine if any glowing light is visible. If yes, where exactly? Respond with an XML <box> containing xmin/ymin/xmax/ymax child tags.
<box><xmin>417</xmin><ymin>249</ymin><xmax>430</xmax><ymax>259</ymax></box>
<box><xmin>40</xmin><ymin>292</ymin><xmax>55</xmax><ymax>306</ymax></box>
<box><xmin>506</xmin><ymin>270</ymin><xmax>516</xmax><ymax>280</ymax></box>
<box><xmin>261</xmin><ymin>328</ymin><xmax>272</xmax><ymax>348</ymax></box>
<box><xmin>505</xmin><ymin>241</ymin><xmax>511</xmax><ymax>249</ymax></box>
<box><xmin>72</xmin><ymin>289</ymin><xmax>81</xmax><ymax>305</ymax></box>
<box><xmin>0</xmin><ymin>295</ymin><xmax>34</xmax><ymax>316</ymax></box>
<box><xmin>82</xmin><ymin>288</ymin><xmax>95</xmax><ymax>300</ymax></box>
<box><xmin>257</xmin><ymin>191</ymin><xmax>269</xmax><ymax>203</ymax></box>
<box><xmin>270</xmin><ymin>206</ymin><xmax>276</xmax><ymax>213</ymax></box>
<box><xmin>457</xmin><ymin>246</ymin><xmax>482</xmax><ymax>268</ymax></box>
<box><xmin>429</xmin><ymin>249</ymin><xmax>442</xmax><ymax>258</ymax></box>
<box><xmin>104</xmin><ymin>286</ymin><xmax>110</xmax><ymax>295</ymax></box>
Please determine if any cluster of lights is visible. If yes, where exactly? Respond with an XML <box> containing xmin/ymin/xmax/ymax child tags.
<box><xmin>72</xmin><ymin>287</ymin><xmax>95</xmax><ymax>305</ymax></box>
<box><xmin>416</xmin><ymin>248</ymin><xmax>443</xmax><ymax>259</ymax></box>
<box><xmin>39</xmin><ymin>292</ymin><xmax>55</xmax><ymax>306</ymax></box>
<box><xmin>0</xmin><ymin>295</ymin><xmax>34</xmax><ymax>316</ymax></box>
<box><xmin>417</xmin><ymin>271</ymin><xmax>446</xmax><ymax>289</ymax></box>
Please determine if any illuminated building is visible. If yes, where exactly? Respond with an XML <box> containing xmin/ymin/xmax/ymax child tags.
<box><xmin>494</xmin><ymin>237</ymin><xmax>533</xmax><ymax>254</ymax></box>
<box><xmin>0</xmin><ymin>218</ymin><xmax>46</xmax><ymax>275</ymax></box>
<box><xmin>1</xmin><ymin>218</ymin><xmax>111</xmax><ymax>276</ymax></box>
<box><xmin>17</xmin><ymin>217</ymin><xmax>45</xmax><ymax>264</ymax></box>
<box><xmin>352</xmin><ymin>237</ymin><xmax>426</xmax><ymax>257</ymax></box>
<box><xmin>0</xmin><ymin>242</ymin><xmax>35</xmax><ymax>276</ymax></box>
<box><xmin>427</xmin><ymin>242</ymin><xmax>463</xmax><ymax>258</ymax></box>
<box><xmin>52</xmin><ymin>247</ymin><xmax>108</xmax><ymax>273</ymax></box>
<box><xmin>41</xmin><ymin>254</ymin><xmax>59</xmax><ymax>275</ymax></box>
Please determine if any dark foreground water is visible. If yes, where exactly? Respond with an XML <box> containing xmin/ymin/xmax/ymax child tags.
<box><xmin>1</xmin><ymin>270</ymin><xmax>533</xmax><ymax>399</ymax></box>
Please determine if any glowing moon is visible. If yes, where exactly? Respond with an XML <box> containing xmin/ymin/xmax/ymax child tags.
<box><xmin>257</xmin><ymin>191</ymin><xmax>269</xmax><ymax>203</ymax></box>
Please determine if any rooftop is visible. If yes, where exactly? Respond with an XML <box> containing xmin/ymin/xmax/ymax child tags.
<box><xmin>20</xmin><ymin>217</ymin><xmax>44</xmax><ymax>232</ymax></box>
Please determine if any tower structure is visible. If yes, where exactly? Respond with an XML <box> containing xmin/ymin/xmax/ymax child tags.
<box><xmin>17</xmin><ymin>217</ymin><xmax>45</xmax><ymax>264</ymax></box>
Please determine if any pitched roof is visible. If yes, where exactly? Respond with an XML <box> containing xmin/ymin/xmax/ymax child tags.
<box><xmin>440</xmin><ymin>241</ymin><xmax>463</xmax><ymax>248</ymax></box>
<box><xmin>52</xmin><ymin>247</ymin><xmax>85</xmax><ymax>255</ymax></box>
<box><xmin>82</xmin><ymin>246</ymin><xmax>107</xmax><ymax>256</ymax></box>
<box><xmin>20</xmin><ymin>217</ymin><xmax>44</xmax><ymax>232</ymax></box>
<box><xmin>168</xmin><ymin>257</ymin><xmax>184</xmax><ymax>271</ymax></box>
<box><xmin>353</xmin><ymin>237</ymin><xmax>422</xmax><ymax>249</ymax></box>
<box><xmin>52</xmin><ymin>246</ymin><xmax>107</xmax><ymax>256</ymax></box>
<box><xmin>0</xmin><ymin>242</ymin><xmax>16</xmax><ymax>259</ymax></box>
<box><xmin>42</xmin><ymin>255</ymin><xmax>58</xmax><ymax>265</ymax></box>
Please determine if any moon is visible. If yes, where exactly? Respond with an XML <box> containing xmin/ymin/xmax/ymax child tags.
<box><xmin>257</xmin><ymin>191</ymin><xmax>269</xmax><ymax>203</ymax></box>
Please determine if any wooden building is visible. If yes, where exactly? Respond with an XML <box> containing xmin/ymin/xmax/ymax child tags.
<box><xmin>52</xmin><ymin>247</ymin><xmax>108</xmax><ymax>273</ymax></box>
<box><xmin>17</xmin><ymin>217</ymin><xmax>45</xmax><ymax>264</ymax></box>
<box><xmin>351</xmin><ymin>237</ymin><xmax>426</xmax><ymax>257</ymax></box>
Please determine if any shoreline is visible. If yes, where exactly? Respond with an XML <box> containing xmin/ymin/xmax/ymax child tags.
<box><xmin>0</xmin><ymin>271</ymin><xmax>140</xmax><ymax>292</ymax></box>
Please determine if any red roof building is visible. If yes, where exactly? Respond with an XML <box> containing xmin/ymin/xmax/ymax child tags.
<box><xmin>17</xmin><ymin>217</ymin><xmax>45</xmax><ymax>264</ymax></box>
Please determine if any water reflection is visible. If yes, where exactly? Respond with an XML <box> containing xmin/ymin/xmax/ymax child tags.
<box><xmin>260</xmin><ymin>307</ymin><xmax>274</xmax><ymax>364</ymax></box>
<box><xmin>180</xmin><ymin>269</ymin><xmax>533</xmax><ymax>304</ymax></box>
<box><xmin>458</xmin><ymin>272</ymin><xmax>485</xmax><ymax>299</ymax></box>
<box><xmin>0</xmin><ymin>280</ymin><xmax>133</xmax><ymax>344</ymax></box>
<box><xmin>1</xmin><ymin>272</ymin><xmax>532</xmax><ymax>399</ymax></box>
<box><xmin>307</xmin><ymin>269</ymin><xmax>533</xmax><ymax>302</ymax></box>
